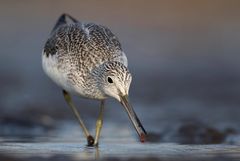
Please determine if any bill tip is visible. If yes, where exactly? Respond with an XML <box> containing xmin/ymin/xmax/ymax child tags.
<box><xmin>140</xmin><ymin>133</ymin><xmax>146</xmax><ymax>143</ymax></box>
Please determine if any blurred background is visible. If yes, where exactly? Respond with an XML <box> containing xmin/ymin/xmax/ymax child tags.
<box><xmin>0</xmin><ymin>0</ymin><xmax>240</xmax><ymax>147</ymax></box>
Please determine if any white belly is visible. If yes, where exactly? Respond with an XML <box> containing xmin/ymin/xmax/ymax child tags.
<box><xmin>42</xmin><ymin>53</ymin><xmax>80</xmax><ymax>94</ymax></box>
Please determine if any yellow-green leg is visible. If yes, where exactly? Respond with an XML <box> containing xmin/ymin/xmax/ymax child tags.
<box><xmin>63</xmin><ymin>90</ymin><xmax>94</xmax><ymax>146</ymax></box>
<box><xmin>94</xmin><ymin>100</ymin><xmax>105</xmax><ymax>146</ymax></box>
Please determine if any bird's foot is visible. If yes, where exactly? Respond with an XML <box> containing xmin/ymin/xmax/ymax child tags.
<box><xmin>87</xmin><ymin>135</ymin><xmax>95</xmax><ymax>146</ymax></box>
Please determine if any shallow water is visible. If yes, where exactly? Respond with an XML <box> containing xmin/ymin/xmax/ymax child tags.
<box><xmin>1</xmin><ymin>139</ymin><xmax>240</xmax><ymax>161</ymax></box>
<box><xmin>0</xmin><ymin>121</ymin><xmax>240</xmax><ymax>161</ymax></box>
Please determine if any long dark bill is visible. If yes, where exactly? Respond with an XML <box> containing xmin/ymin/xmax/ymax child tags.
<box><xmin>120</xmin><ymin>95</ymin><xmax>147</xmax><ymax>142</ymax></box>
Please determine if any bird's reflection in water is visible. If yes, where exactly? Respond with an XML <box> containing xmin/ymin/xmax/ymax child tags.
<box><xmin>73</xmin><ymin>145</ymin><xmax>100</xmax><ymax>160</ymax></box>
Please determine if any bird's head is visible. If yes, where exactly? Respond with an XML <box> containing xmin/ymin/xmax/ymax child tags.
<box><xmin>94</xmin><ymin>61</ymin><xmax>147</xmax><ymax>142</ymax></box>
<box><xmin>99</xmin><ymin>61</ymin><xmax>132</xmax><ymax>101</ymax></box>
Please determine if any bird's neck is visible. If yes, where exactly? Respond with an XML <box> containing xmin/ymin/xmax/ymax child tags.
<box><xmin>82</xmin><ymin>63</ymin><xmax>107</xmax><ymax>99</ymax></box>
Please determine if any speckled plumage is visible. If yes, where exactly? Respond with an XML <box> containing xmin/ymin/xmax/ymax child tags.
<box><xmin>42</xmin><ymin>15</ymin><xmax>130</xmax><ymax>100</ymax></box>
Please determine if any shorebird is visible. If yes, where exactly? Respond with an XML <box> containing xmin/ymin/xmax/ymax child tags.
<box><xmin>42</xmin><ymin>14</ymin><xmax>147</xmax><ymax>146</ymax></box>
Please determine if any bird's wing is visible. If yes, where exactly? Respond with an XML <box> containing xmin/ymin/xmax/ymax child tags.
<box><xmin>44</xmin><ymin>15</ymin><xmax>128</xmax><ymax>68</ymax></box>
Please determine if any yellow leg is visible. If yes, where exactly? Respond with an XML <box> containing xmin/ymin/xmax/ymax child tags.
<box><xmin>94</xmin><ymin>100</ymin><xmax>105</xmax><ymax>146</ymax></box>
<box><xmin>63</xmin><ymin>90</ymin><xmax>94</xmax><ymax>146</ymax></box>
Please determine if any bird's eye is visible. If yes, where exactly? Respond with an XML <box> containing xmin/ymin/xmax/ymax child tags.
<box><xmin>107</xmin><ymin>77</ymin><xmax>113</xmax><ymax>83</ymax></box>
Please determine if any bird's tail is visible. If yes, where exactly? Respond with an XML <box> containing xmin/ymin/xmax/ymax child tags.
<box><xmin>51</xmin><ymin>13</ymin><xmax>79</xmax><ymax>33</ymax></box>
